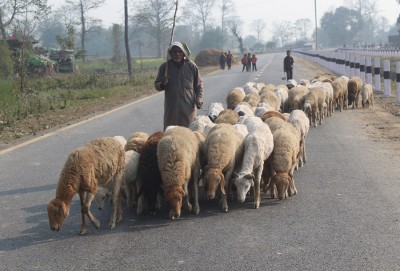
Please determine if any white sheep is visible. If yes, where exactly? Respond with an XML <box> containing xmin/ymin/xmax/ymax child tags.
<box><xmin>288</xmin><ymin>109</ymin><xmax>310</xmax><ymax>168</ymax></box>
<box><xmin>232</xmin><ymin>116</ymin><xmax>274</xmax><ymax>208</ymax></box>
<box><xmin>259</xmin><ymin>89</ymin><xmax>281</xmax><ymax>111</ymax></box>
<box><xmin>275</xmin><ymin>86</ymin><xmax>289</xmax><ymax>112</ymax></box>
<box><xmin>361</xmin><ymin>83</ymin><xmax>374</xmax><ymax>108</ymax></box>
<box><xmin>203</xmin><ymin>123</ymin><xmax>245</xmax><ymax>212</ymax></box>
<box><xmin>243</xmin><ymin>92</ymin><xmax>261</xmax><ymax>109</ymax></box>
<box><xmin>157</xmin><ymin>126</ymin><xmax>206</xmax><ymax>219</ymax></box>
<box><xmin>332</xmin><ymin>76</ymin><xmax>349</xmax><ymax>112</ymax></box>
<box><xmin>47</xmin><ymin>137</ymin><xmax>125</xmax><ymax>235</ymax></box>
<box><xmin>303</xmin><ymin>90</ymin><xmax>319</xmax><ymax>127</ymax></box>
<box><xmin>189</xmin><ymin>115</ymin><xmax>214</xmax><ymax>134</ymax></box>
<box><xmin>207</xmin><ymin>102</ymin><xmax>225</xmax><ymax>122</ymax></box>
<box><xmin>234</xmin><ymin>102</ymin><xmax>255</xmax><ymax>117</ymax></box>
<box><xmin>113</xmin><ymin>136</ymin><xmax>127</xmax><ymax>148</ymax></box>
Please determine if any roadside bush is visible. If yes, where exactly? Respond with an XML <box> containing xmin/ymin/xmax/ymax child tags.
<box><xmin>0</xmin><ymin>41</ymin><xmax>14</xmax><ymax>79</ymax></box>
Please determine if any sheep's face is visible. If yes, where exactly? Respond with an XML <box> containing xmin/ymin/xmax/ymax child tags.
<box><xmin>94</xmin><ymin>187</ymin><xmax>111</xmax><ymax>210</ymax></box>
<box><xmin>303</xmin><ymin>103</ymin><xmax>312</xmax><ymax>116</ymax></box>
<box><xmin>273</xmin><ymin>173</ymin><xmax>290</xmax><ymax>200</ymax></box>
<box><xmin>47</xmin><ymin>199</ymin><xmax>69</xmax><ymax>231</ymax></box>
<box><xmin>164</xmin><ymin>187</ymin><xmax>184</xmax><ymax>219</ymax></box>
<box><xmin>232</xmin><ymin>173</ymin><xmax>254</xmax><ymax>203</ymax></box>
<box><xmin>204</xmin><ymin>169</ymin><xmax>224</xmax><ymax>200</ymax></box>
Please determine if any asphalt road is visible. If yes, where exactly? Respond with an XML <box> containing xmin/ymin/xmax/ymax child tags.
<box><xmin>1</xmin><ymin>52</ymin><xmax>400</xmax><ymax>271</ymax></box>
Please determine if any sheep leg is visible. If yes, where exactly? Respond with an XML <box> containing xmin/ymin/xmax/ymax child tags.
<box><xmin>109</xmin><ymin>179</ymin><xmax>122</xmax><ymax>229</ymax></box>
<box><xmin>79</xmin><ymin>191</ymin><xmax>88</xmax><ymax>235</ymax></box>
<box><xmin>253</xmin><ymin>168</ymin><xmax>262</xmax><ymax>209</ymax></box>
<box><xmin>82</xmin><ymin>192</ymin><xmax>101</xmax><ymax>232</ymax></box>
<box><xmin>136</xmin><ymin>194</ymin><xmax>145</xmax><ymax>215</ymax></box>
<box><xmin>182</xmin><ymin>181</ymin><xmax>192</xmax><ymax>213</ymax></box>
<box><xmin>191</xmin><ymin>165</ymin><xmax>200</xmax><ymax>215</ymax></box>
<box><xmin>288</xmin><ymin>165</ymin><xmax>297</xmax><ymax>196</ymax></box>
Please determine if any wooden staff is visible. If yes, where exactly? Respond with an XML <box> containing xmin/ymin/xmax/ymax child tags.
<box><xmin>164</xmin><ymin>0</ymin><xmax>179</xmax><ymax>82</ymax></box>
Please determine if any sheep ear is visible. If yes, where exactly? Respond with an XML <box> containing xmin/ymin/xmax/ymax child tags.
<box><xmin>60</xmin><ymin>202</ymin><xmax>69</xmax><ymax>218</ymax></box>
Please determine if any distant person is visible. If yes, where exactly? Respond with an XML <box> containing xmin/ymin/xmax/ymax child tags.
<box><xmin>226</xmin><ymin>51</ymin><xmax>233</xmax><ymax>70</ymax></box>
<box><xmin>246</xmin><ymin>53</ymin><xmax>252</xmax><ymax>72</ymax></box>
<box><xmin>251</xmin><ymin>54</ymin><xmax>257</xmax><ymax>71</ymax></box>
<box><xmin>154</xmin><ymin>41</ymin><xmax>204</xmax><ymax>130</ymax></box>
<box><xmin>241</xmin><ymin>54</ymin><xmax>248</xmax><ymax>72</ymax></box>
<box><xmin>219</xmin><ymin>52</ymin><xmax>226</xmax><ymax>70</ymax></box>
<box><xmin>283</xmin><ymin>50</ymin><xmax>294</xmax><ymax>80</ymax></box>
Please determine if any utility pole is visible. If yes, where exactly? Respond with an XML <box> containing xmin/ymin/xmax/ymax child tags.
<box><xmin>315</xmin><ymin>0</ymin><xmax>318</xmax><ymax>50</ymax></box>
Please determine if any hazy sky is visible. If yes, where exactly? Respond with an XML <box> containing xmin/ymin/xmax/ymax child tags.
<box><xmin>47</xmin><ymin>0</ymin><xmax>399</xmax><ymax>40</ymax></box>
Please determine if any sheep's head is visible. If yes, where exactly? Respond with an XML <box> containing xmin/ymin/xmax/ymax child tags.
<box><xmin>164</xmin><ymin>186</ymin><xmax>184</xmax><ymax>219</ymax></box>
<box><xmin>47</xmin><ymin>198</ymin><xmax>70</xmax><ymax>231</ymax></box>
<box><xmin>204</xmin><ymin>168</ymin><xmax>225</xmax><ymax>200</ymax></box>
<box><xmin>232</xmin><ymin>172</ymin><xmax>254</xmax><ymax>203</ymax></box>
<box><xmin>303</xmin><ymin>103</ymin><xmax>312</xmax><ymax>117</ymax></box>
<box><xmin>273</xmin><ymin>173</ymin><xmax>290</xmax><ymax>200</ymax></box>
<box><xmin>94</xmin><ymin>187</ymin><xmax>112</xmax><ymax>210</ymax></box>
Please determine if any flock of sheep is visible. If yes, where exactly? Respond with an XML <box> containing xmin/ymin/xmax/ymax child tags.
<box><xmin>47</xmin><ymin>74</ymin><xmax>374</xmax><ymax>235</ymax></box>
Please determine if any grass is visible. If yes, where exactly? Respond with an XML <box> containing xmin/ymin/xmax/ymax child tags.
<box><xmin>0</xmin><ymin>58</ymin><xmax>161</xmax><ymax>127</ymax></box>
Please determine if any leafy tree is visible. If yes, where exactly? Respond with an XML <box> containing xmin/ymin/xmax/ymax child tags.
<box><xmin>65</xmin><ymin>0</ymin><xmax>105</xmax><ymax>62</ymax></box>
<box><xmin>132</xmin><ymin>0</ymin><xmax>175</xmax><ymax>58</ymax></box>
<box><xmin>294</xmin><ymin>18</ymin><xmax>312</xmax><ymax>42</ymax></box>
<box><xmin>197</xmin><ymin>27</ymin><xmax>224</xmax><ymax>51</ymax></box>
<box><xmin>0</xmin><ymin>0</ymin><xmax>49</xmax><ymax>39</ymax></box>
<box><xmin>219</xmin><ymin>0</ymin><xmax>236</xmax><ymax>49</ymax></box>
<box><xmin>271</xmin><ymin>20</ymin><xmax>293</xmax><ymax>47</ymax></box>
<box><xmin>320</xmin><ymin>7</ymin><xmax>363</xmax><ymax>46</ymax></box>
<box><xmin>0</xmin><ymin>41</ymin><xmax>14</xmax><ymax>78</ymax></box>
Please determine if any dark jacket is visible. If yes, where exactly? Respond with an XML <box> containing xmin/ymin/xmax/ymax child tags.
<box><xmin>284</xmin><ymin>56</ymin><xmax>294</xmax><ymax>71</ymax></box>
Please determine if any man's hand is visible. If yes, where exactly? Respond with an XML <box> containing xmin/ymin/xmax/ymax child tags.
<box><xmin>160</xmin><ymin>78</ymin><xmax>168</xmax><ymax>89</ymax></box>
<box><xmin>196</xmin><ymin>97</ymin><xmax>203</xmax><ymax>109</ymax></box>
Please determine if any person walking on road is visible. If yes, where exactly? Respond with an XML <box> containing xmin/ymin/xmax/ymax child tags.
<box><xmin>219</xmin><ymin>52</ymin><xmax>226</xmax><ymax>70</ymax></box>
<box><xmin>226</xmin><ymin>51</ymin><xmax>233</xmax><ymax>70</ymax></box>
<box><xmin>251</xmin><ymin>54</ymin><xmax>257</xmax><ymax>71</ymax></box>
<box><xmin>283</xmin><ymin>50</ymin><xmax>294</xmax><ymax>80</ymax></box>
<box><xmin>241</xmin><ymin>54</ymin><xmax>248</xmax><ymax>72</ymax></box>
<box><xmin>154</xmin><ymin>42</ymin><xmax>204</xmax><ymax>130</ymax></box>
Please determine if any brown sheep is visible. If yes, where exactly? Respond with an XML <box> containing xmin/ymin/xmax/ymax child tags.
<box><xmin>214</xmin><ymin>109</ymin><xmax>239</xmax><ymax>124</ymax></box>
<box><xmin>261</xmin><ymin>110</ymin><xmax>287</xmax><ymax>122</ymax></box>
<box><xmin>47</xmin><ymin>137</ymin><xmax>125</xmax><ymax>235</ymax></box>
<box><xmin>243</xmin><ymin>92</ymin><xmax>261</xmax><ymax>108</ymax></box>
<box><xmin>203</xmin><ymin>123</ymin><xmax>245</xmax><ymax>212</ymax></box>
<box><xmin>125</xmin><ymin>131</ymin><xmax>149</xmax><ymax>153</ymax></box>
<box><xmin>332</xmin><ymin>76</ymin><xmax>349</xmax><ymax>112</ymax></box>
<box><xmin>226</xmin><ymin>87</ymin><xmax>245</xmax><ymax>110</ymax></box>
<box><xmin>157</xmin><ymin>127</ymin><xmax>206</xmax><ymax>219</ymax></box>
<box><xmin>287</xmin><ymin>85</ymin><xmax>309</xmax><ymax>113</ymax></box>
<box><xmin>136</xmin><ymin>131</ymin><xmax>164</xmax><ymax>215</ymax></box>
<box><xmin>348</xmin><ymin>76</ymin><xmax>363</xmax><ymax>109</ymax></box>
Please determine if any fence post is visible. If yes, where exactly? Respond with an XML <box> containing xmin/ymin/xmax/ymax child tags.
<box><xmin>384</xmin><ymin>60</ymin><xmax>391</xmax><ymax>97</ymax></box>
<box><xmin>366</xmin><ymin>56</ymin><xmax>372</xmax><ymax>85</ymax></box>
<box><xmin>397</xmin><ymin>62</ymin><xmax>400</xmax><ymax>104</ymax></box>
<box><xmin>345</xmin><ymin>52</ymin><xmax>351</xmax><ymax>76</ymax></box>
<box><xmin>374</xmin><ymin>57</ymin><xmax>381</xmax><ymax>92</ymax></box>
<box><xmin>350</xmin><ymin>54</ymin><xmax>355</xmax><ymax>77</ymax></box>
<box><xmin>360</xmin><ymin>55</ymin><xmax>366</xmax><ymax>83</ymax></box>
<box><xmin>355</xmin><ymin>54</ymin><xmax>360</xmax><ymax>77</ymax></box>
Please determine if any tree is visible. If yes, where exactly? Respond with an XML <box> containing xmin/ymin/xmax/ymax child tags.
<box><xmin>320</xmin><ymin>7</ymin><xmax>363</xmax><ymax>46</ymax></box>
<box><xmin>0</xmin><ymin>0</ymin><xmax>49</xmax><ymax>39</ymax></box>
<box><xmin>271</xmin><ymin>21</ymin><xmax>293</xmax><ymax>47</ymax></box>
<box><xmin>132</xmin><ymin>0</ymin><xmax>175</xmax><ymax>58</ymax></box>
<box><xmin>65</xmin><ymin>0</ymin><xmax>105</xmax><ymax>62</ymax></box>
<box><xmin>0</xmin><ymin>41</ymin><xmax>14</xmax><ymax>79</ymax></box>
<box><xmin>111</xmin><ymin>24</ymin><xmax>122</xmax><ymax>64</ymax></box>
<box><xmin>219</xmin><ymin>0</ymin><xmax>235</xmax><ymax>49</ymax></box>
<box><xmin>182</xmin><ymin>0</ymin><xmax>216</xmax><ymax>36</ymax></box>
<box><xmin>124</xmin><ymin>0</ymin><xmax>132</xmax><ymax>76</ymax></box>
<box><xmin>227</xmin><ymin>16</ymin><xmax>244</xmax><ymax>53</ymax></box>
<box><xmin>251</xmin><ymin>19</ymin><xmax>266</xmax><ymax>43</ymax></box>
<box><xmin>294</xmin><ymin>18</ymin><xmax>312</xmax><ymax>42</ymax></box>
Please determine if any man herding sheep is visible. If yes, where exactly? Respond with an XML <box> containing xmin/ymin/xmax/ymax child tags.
<box><xmin>154</xmin><ymin>42</ymin><xmax>204</xmax><ymax>130</ymax></box>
